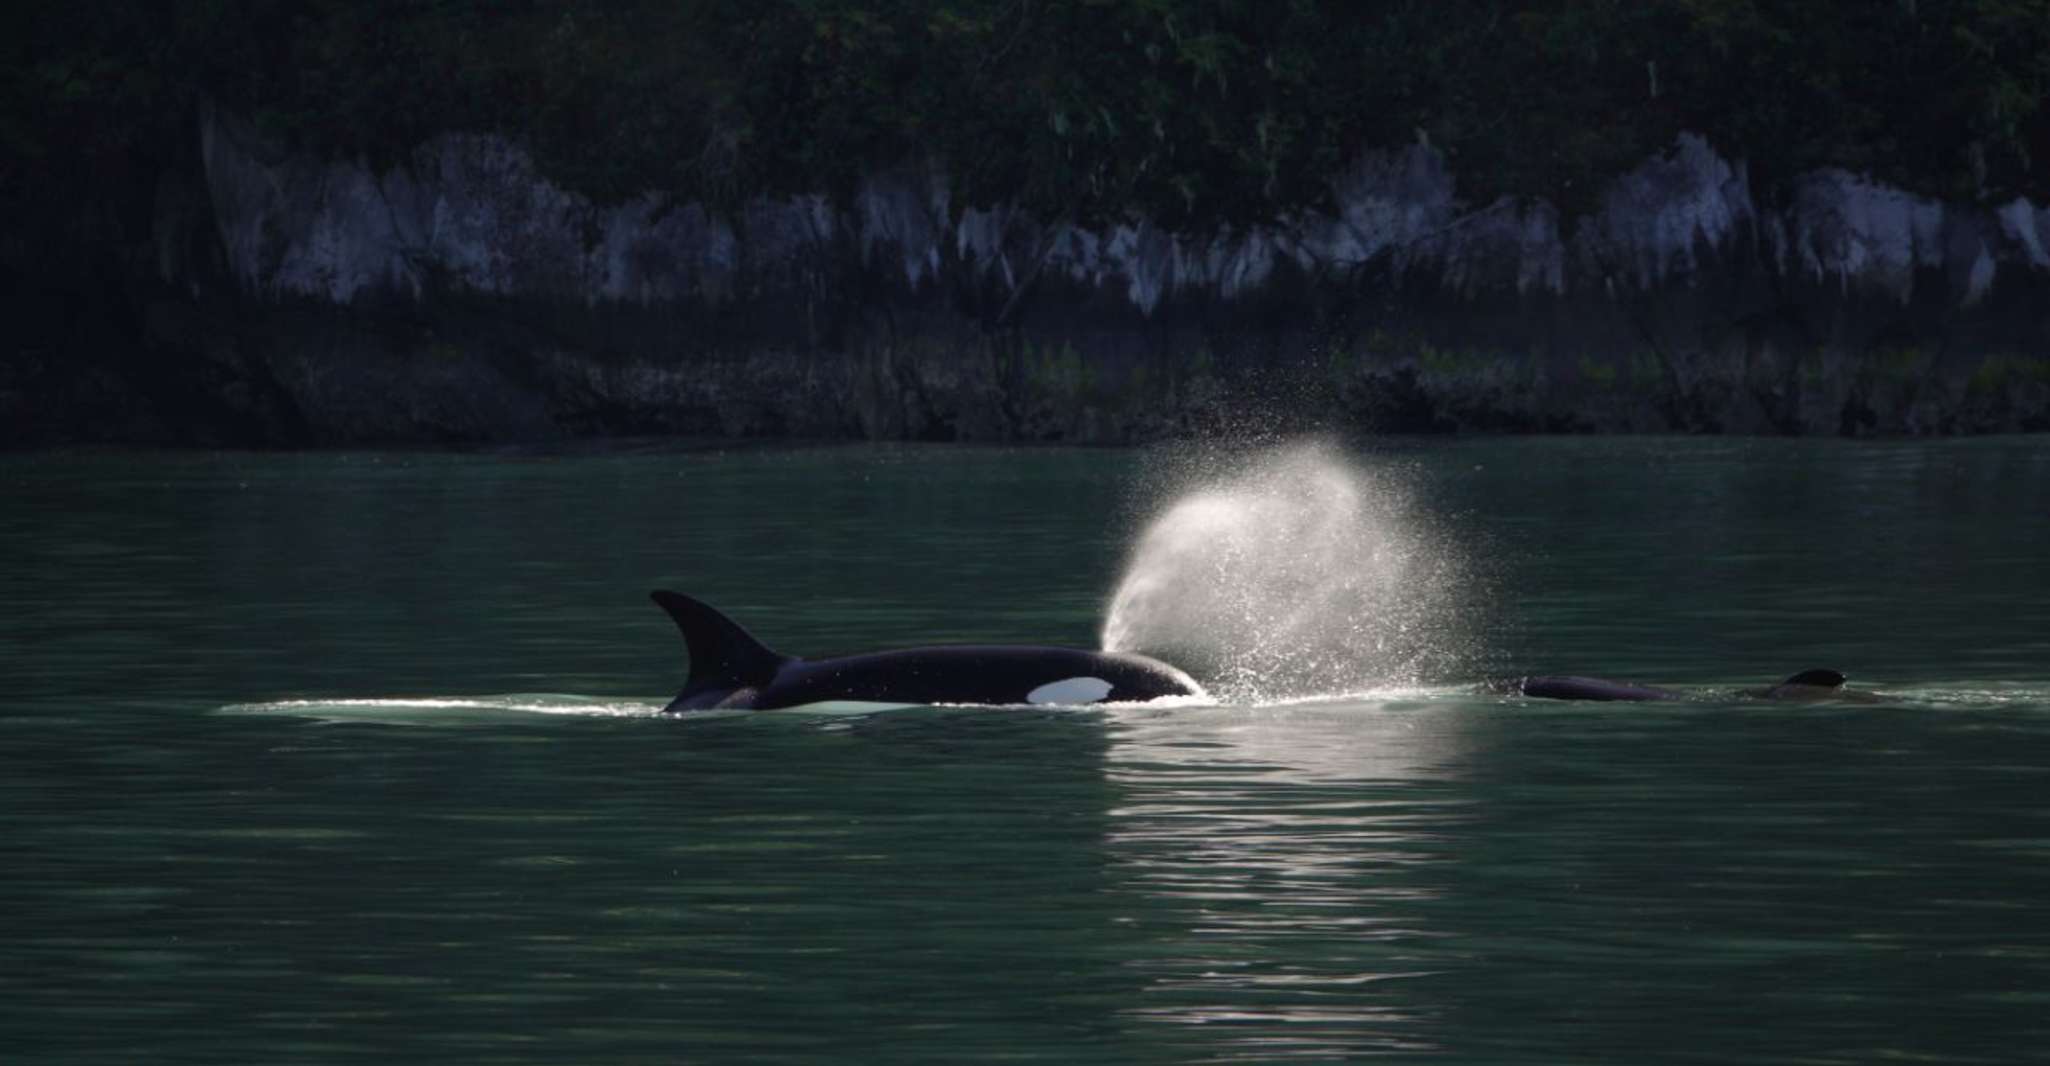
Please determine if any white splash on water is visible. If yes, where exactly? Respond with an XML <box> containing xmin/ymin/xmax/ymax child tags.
<box><xmin>1100</xmin><ymin>440</ymin><xmax>1474</xmax><ymax>702</ymax></box>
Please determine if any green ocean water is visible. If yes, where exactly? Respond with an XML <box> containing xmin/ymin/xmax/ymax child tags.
<box><xmin>4</xmin><ymin>437</ymin><xmax>2048</xmax><ymax>1064</ymax></box>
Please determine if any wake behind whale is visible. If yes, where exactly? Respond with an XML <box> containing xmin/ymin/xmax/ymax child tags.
<box><xmin>1100</xmin><ymin>441</ymin><xmax>1481</xmax><ymax>702</ymax></box>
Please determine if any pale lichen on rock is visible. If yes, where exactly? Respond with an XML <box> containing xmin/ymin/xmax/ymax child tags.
<box><xmin>180</xmin><ymin>106</ymin><xmax>2050</xmax><ymax>443</ymax></box>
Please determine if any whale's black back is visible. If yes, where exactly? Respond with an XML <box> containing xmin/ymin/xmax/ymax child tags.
<box><xmin>760</xmin><ymin>646</ymin><xmax>1195</xmax><ymax>709</ymax></box>
<box><xmin>1516</xmin><ymin>675</ymin><xmax>1684</xmax><ymax>702</ymax></box>
<box><xmin>1511</xmin><ymin>668</ymin><xmax>1855</xmax><ymax>703</ymax></box>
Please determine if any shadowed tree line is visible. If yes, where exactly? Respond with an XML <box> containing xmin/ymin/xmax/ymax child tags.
<box><xmin>8</xmin><ymin>1</ymin><xmax>2049</xmax><ymax>239</ymax></box>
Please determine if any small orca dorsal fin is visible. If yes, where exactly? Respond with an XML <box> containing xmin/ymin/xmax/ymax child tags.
<box><xmin>650</xmin><ymin>590</ymin><xmax>790</xmax><ymax>696</ymax></box>
<box><xmin>1778</xmin><ymin>668</ymin><xmax>1846</xmax><ymax>689</ymax></box>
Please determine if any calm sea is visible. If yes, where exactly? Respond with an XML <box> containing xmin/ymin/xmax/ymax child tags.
<box><xmin>4</xmin><ymin>437</ymin><xmax>2048</xmax><ymax>1063</ymax></box>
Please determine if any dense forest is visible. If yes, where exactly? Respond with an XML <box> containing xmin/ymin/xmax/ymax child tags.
<box><xmin>12</xmin><ymin>1</ymin><xmax>2049</xmax><ymax>228</ymax></box>
<box><xmin>5</xmin><ymin>2</ymin><xmax>2049</xmax><ymax>443</ymax></box>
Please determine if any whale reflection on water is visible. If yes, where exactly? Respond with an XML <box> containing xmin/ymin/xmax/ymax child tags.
<box><xmin>1097</xmin><ymin>701</ymin><xmax>1473</xmax><ymax>1054</ymax></box>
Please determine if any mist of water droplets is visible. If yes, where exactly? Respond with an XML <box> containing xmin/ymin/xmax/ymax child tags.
<box><xmin>1100</xmin><ymin>440</ymin><xmax>1474</xmax><ymax>702</ymax></box>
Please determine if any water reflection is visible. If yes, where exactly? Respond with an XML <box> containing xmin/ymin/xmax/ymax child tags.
<box><xmin>8</xmin><ymin>440</ymin><xmax>2050</xmax><ymax>1063</ymax></box>
<box><xmin>1100</xmin><ymin>702</ymin><xmax>1473</xmax><ymax>1057</ymax></box>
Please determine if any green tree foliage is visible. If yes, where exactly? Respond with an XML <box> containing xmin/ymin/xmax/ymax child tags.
<box><xmin>5</xmin><ymin>0</ymin><xmax>2049</xmax><ymax>241</ymax></box>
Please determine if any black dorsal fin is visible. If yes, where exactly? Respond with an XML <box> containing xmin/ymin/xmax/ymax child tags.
<box><xmin>1778</xmin><ymin>668</ymin><xmax>1846</xmax><ymax>689</ymax></box>
<box><xmin>650</xmin><ymin>590</ymin><xmax>790</xmax><ymax>696</ymax></box>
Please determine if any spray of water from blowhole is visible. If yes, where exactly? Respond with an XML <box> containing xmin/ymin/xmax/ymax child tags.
<box><xmin>1100</xmin><ymin>438</ymin><xmax>1480</xmax><ymax>705</ymax></box>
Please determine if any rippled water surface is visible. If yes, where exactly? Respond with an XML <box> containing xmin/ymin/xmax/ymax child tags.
<box><xmin>5</xmin><ymin>438</ymin><xmax>2049</xmax><ymax>1063</ymax></box>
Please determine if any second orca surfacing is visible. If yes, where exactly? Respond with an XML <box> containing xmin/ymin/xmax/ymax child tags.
<box><xmin>1502</xmin><ymin>669</ymin><xmax>1881</xmax><ymax>703</ymax></box>
<box><xmin>650</xmin><ymin>590</ymin><xmax>1206</xmax><ymax>712</ymax></box>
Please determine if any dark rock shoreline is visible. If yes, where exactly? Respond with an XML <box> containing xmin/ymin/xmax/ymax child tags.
<box><xmin>5</xmin><ymin>112</ymin><xmax>2047</xmax><ymax>448</ymax></box>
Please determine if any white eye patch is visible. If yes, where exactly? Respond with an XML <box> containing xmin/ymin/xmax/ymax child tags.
<box><xmin>1026</xmin><ymin>677</ymin><xmax>1114</xmax><ymax>705</ymax></box>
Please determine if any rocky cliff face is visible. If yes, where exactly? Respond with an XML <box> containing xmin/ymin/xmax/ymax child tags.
<box><xmin>84</xmin><ymin>107</ymin><xmax>2050</xmax><ymax>443</ymax></box>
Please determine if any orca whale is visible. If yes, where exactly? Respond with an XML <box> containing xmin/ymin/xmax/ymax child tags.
<box><xmin>1504</xmin><ymin>668</ymin><xmax>1874</xmax><ymax>702</ymax></box>
<box><xmin>650</xmin><ymin>590</ymin><xmax>1207</xmax><ymax>711</ymax></box>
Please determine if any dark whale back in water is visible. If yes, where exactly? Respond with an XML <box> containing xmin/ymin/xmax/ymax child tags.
<box><xmin>1514</xmin><ymin>675</ymin><xmax>1686</xmax><ymax>702</ymax></box>
<box><xmin>1754</xmin><ymin>668</ymin><xmax>1847</xmax><ymax>699</ymax></box>
<box><xmin>651</xmin><ymin>590</ymin><xmax>1205</xmax><ymax>711</ymax></box>
<box><xmin>1507</xmin><ymin>669</ymin><xmax>1862</xmax><ymax>703</ymax></box>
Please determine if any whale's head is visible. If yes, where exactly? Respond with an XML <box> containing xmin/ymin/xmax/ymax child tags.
<box><xmin>1097</xmin><ymin>651</ymin><xmax>1209</xmax><ymax>703</ymax></box>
